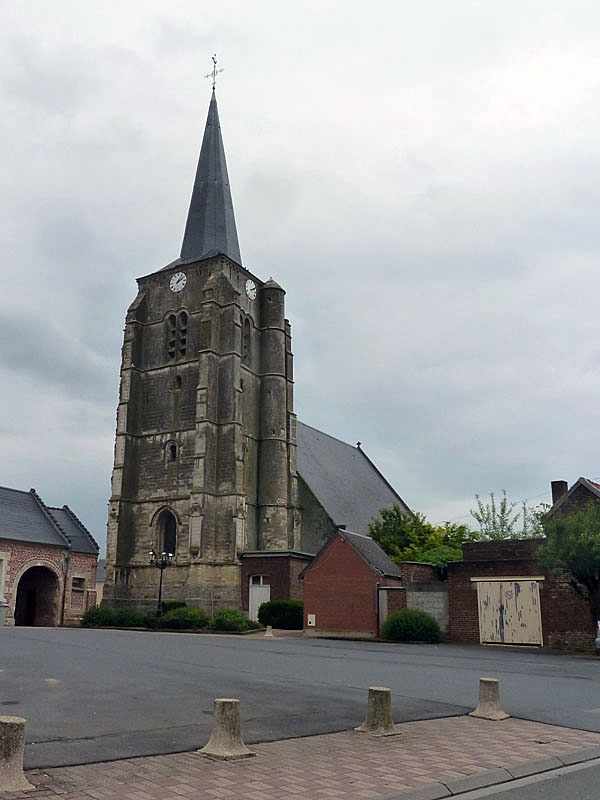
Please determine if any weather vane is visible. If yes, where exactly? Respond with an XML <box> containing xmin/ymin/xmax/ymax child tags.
<box><xmin>205</xmin><ymin>54</ymin><xmax>224</xmax><ymax>89</ymax></box>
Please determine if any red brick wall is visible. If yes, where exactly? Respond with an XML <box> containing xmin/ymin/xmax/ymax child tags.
<box><xmin>289</xmin><ymin>556</ymin><xmax>310</xmax><ymax>601</ymax></box>
<box><xmin>400</xmin><ymin>562</ymin><xmax>440</xmax><ymax>582</ymax></box>
<box><xmin>0</xmin><ymin>540</ymin><xmax>97</xmax><ymax>627</ymax></box>
<box><xmin>65</xmin><ymin>551</ymin><xmax>98</xmax><ymax>624</ymax></box>
<box><xmin>303</xmin><ymin>534</ymin><xmax>402</xmax><ymax>636</ymax></box>
<box><xmin>385</xmin><ymin>587</ymin><xmax>407</xmax><ymax>614</ymax></box>
<box><xmin>448</xmin><ymin>539</ymin><xmax>594</xmax><ymax>647</ymax></box>
<box><xmin>461</xmin><ymin>539</ymin><xmax>540</xmax><ymax>562</ymax></box>
<box><xmin>240</xmin><ymin>553</ymin><xmax>313</xmax><ymax>613</ymax></box>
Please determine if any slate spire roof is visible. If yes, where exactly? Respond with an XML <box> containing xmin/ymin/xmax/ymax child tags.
<box><xmin>180</xmin><ymin>89</ymin><xmax>242</xmax><ymax>265</ymax></box>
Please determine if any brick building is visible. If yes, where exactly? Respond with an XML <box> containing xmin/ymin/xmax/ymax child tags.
<box><xmin>447</xmin><ymin>538</ymin><xmax>594</xmax><ymax>650</ymax></box>
<box><xmin>301</xmin><ymin>530</ymin><xmax>404</xmax><ymax>638</ymax></box>
<box><xmin>104</xmin><ymin>86</ymin><xmax>409</xmax><ymax>616</ymax></box>
<box><xmin>0</xmin><ymin>486</ymin><xmax>99</xmax><ymax>626</ymax></box>
<box><xmin>301</xmin><ymin>530</ymin><xmax>447</xmax><ymax>639</ymax></box>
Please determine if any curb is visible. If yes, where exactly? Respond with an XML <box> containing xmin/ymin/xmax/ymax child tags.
<box><xmin>378</xmin><ymin>745</ymin><xmax>600</xmax><ymax>799</ymax></box>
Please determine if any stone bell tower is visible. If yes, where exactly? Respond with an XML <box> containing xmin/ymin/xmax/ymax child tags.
<box><xmin>103</xmin><ymin>86</ymin><xmax>300</xmax><ymax>611</ymax></box>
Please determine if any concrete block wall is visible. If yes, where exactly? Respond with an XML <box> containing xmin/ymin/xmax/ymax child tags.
<box><xmin>406</xmin><ymin>582</ymin><xmax>449</xmax><ymax>632</ymax></box>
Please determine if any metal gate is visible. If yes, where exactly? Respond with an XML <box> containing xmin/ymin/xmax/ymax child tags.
<box><xmin>476</xmin><ymin>579</ymin><xmax>543</xmax><ymax>645</ymax></box>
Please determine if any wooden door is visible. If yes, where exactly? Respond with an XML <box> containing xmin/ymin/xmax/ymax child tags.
<box><xmin>477</xmin><ymin>579</ymin><xmax>542</xmax><ymax>645</ymax></box>
<box><xmin>249</xmin><ymin>576</ymin><xmax>270</xmax><ymax>621</ymax></box>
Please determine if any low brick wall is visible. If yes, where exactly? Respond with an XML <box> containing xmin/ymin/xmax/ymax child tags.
<box><xmin>448</xmin><ymin>539</ymin><xmax>595</xmax><ymax>648</ymax></box>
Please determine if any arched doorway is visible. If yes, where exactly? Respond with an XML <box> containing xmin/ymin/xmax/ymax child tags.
<box><xmin>14</xmin><ymin>566</ymin><xmax>60</xmax><ymax>626</ymax></box>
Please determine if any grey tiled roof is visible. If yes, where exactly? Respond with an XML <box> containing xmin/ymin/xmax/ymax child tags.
<box><xmin>296</xmin><ymin>421</ymin><xmax>410</xmax><ymax>535</ymax></box>
<box><xmin>0</xmin><ymin>487</ymin><xmax>66</xmax><ymax>547</ymax></box>
<box><xmin>48</xmin><ymin>507</ymin><xmax>99</xmax><ymax>555</ymax></box>
<box><xmin>0</xmin><ymin>486</ymin><xmax>99</xmax><ymax>554</ymax></box>
<box><xmin>343</xmin><ymin>530</ymin><xmax>402</xmax><ymax>577</ymax></box>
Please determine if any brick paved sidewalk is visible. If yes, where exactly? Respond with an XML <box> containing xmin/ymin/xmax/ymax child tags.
<box><xmin>6</xmin><ymin>716</ymin><xmax>600</xmax><ymax>800</ymax></box>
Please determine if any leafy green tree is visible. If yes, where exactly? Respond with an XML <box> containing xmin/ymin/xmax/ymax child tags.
<box><xmin>470</xmin><ymin>491</ymin><xmax>545</xmax><ymax>540</ymax></box>
<box><xmin>367</xmin><ymin>505</ymin><xmax>476</xmax><ymax>572</ymax></box>
<box><xmin>367</xmin><ymin>506</ymin><xmax>431</xmax><ymax>564</ymax></box>
<box><xmin>540</xmin><ymin>503</ymin><xmax>600</xmax><ymax>623</ymax></box>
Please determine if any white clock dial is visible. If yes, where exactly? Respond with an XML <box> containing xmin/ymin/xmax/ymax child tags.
<box><xmin>245</xmin><ymin>279</ymin><xmax>257</xmax><ymax>300</ymax></box>
<box><xmin>169</xmin><ymin>272</ymin><xmax>187</xmax><ymax>293</ymax></box>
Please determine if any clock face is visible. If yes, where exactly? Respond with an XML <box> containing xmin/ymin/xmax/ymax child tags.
<box><xmin>245</xmin><ymin>279</ymin><xmax>257</xmax><ymax>300</ymax></box>
<box><xmin>169</xmin><ymin>272</ymin><xmax>187</xmax><ymax>293</ymax></box>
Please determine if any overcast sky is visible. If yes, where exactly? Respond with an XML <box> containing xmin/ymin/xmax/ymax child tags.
<box><xmin>2</xmin><ymin>1</ymin><xmax>600</xmax><ymax>553</ymax></box>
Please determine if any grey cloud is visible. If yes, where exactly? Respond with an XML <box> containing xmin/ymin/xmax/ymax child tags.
<box><xmin>0</xmin><ymin>309</ymin><xmax>116</xmax><ymax>401</ymax></box>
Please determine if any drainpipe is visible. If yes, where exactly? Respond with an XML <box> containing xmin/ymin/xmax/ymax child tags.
<box><xmin>60</xmin><ymin>545</ymin><xmax>71</xmax><ymax>626</ymax></box>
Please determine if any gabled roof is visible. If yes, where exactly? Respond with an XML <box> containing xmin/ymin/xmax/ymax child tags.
<box><xmin>179</xmin><ymin>89</ymin><xmax>241</xmax><ymax>265</ymax></box>
<box><xmin>342</xmin><ymin>530</ymin><xmax>402</xmax><ymax>578</ymax></box>
<box><xmin>296</xmin><ymin>421</ymin><xmax>410</xmax><ymax>535</ymax></box>
<box><xmin>0</xmin><ymin>487</ymin><xmax>66</xmax><ymax>547</ymax></box>
<box><xmin>548</xmin><ymin>476</ymin><xmax>600</xmax><ymax>516</ymax></box>
<box><xmin>0</xmin><ymin>486</ymin><xmax>99</xmax><ymax>555</ymax></box>
<box><xmin>301</xmin><ymin>529</ymin><xmax>402</xmax><ymax>580</ymax></box>
<box><xmin>47</xmin><ymin>506</ymin><xmax>99</xmax><ymax>556</ymax></box>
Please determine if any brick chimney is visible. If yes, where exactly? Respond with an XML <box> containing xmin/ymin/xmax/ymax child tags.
<box><xmin>551</xmin><ymin>480</ymin><xmax>568</xmax><ymax>505</ymax></box>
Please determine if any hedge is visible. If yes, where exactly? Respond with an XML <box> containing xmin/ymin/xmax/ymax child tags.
<box><xmin>381</xmin><ymin>609</ymin><xmax>441</xmax><ymax>643</ymax></box>
<box><xmin>257</xmin><ymin>599</ymin><xmax>303</xmax><ymax>629</ymax></box>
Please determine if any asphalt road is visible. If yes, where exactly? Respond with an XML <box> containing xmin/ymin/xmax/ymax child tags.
<box><xmin>1</xmin><ymin>627</ymin><xmax>599</xmax><ymax>768</ymax></box>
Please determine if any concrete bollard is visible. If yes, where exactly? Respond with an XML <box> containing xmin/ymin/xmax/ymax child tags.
<box><xmin>355</xmin><ymin>686</ymin><xmax>396</xmax><ymax>736</ymax></box>
<box><xmin>469</xmin><ymin>677</ymin><xmax>510</xmax><ymax>721</ymax></box>
<box><xmin>199</xmin><ymin>698</ymin><xmax>255</xmax><ymax>760</ymax></box>
<box><xmin>0</xmin><ymin>716</ymin><xmax>34</xmax><ymax>792</ymax></box>
<box><xmin>264</xmin><ymin>625</ymin><xmax>274</xmax><ymax>638</ymax></box>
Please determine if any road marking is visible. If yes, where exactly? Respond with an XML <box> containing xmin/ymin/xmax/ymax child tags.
<box><xmin>44</xmin><ymin>678</ymin><xmax>61</xmax><ymax>685</ymax></box>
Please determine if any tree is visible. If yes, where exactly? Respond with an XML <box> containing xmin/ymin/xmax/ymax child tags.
<box><xmin>540</xmin><ymin>503</ymin><xmax>600</xmax><ymax>624</ymax></box>
<box><xmin>470</xmin><ymin>491</ymin><xmax>545</xmax><ymax>540</ymax></box>
<box><xmin>367</xmin><ymin>505</ymin><xmax>477</xmax><ymax>574</ymax></box>
<box><xmin>367</xmin><ymin>506</ymin><xmax>430</xmax><ymax>564</ymax></box>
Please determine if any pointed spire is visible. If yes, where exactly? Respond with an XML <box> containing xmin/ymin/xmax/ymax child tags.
<box><xmin>180</xmin><ymin>89</ymin><xmax>242</xmax><ymax>264</ymax></box>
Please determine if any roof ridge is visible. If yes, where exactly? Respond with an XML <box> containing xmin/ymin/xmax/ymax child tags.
<box><xmin>0</xmin><ymin>485</ymin><xmax>34</xmax><ymax>496</ymax></box>
<box><xmin>29</xmin><ymin>489</ymin><xmax>70</xmax><ymax>548</ymax></box>
<box><xmin>354</xmin><ymin>446</ymin><xmax>412</xmax><ymax>514</ymax></box>
<box><xmin>297</xmin><ymin>420</ymin><xmax>357</xmax><ymax>449</ymax></box>
<box><xmin>60</xmin><ymin>505</ymin><xmax>100</xmax><ymax>554</ymax></box>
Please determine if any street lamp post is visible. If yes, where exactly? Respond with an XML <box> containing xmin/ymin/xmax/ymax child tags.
<box><xmin>148</xmin><ymin>550</ymin><xmax>174</xmax><ymax>616</ymax></box>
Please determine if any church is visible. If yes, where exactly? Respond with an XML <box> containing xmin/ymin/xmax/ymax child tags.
<box><xmin>103</xmin><ymin>85</ymin><xmax>408</xmax><ymax>616</ymax></box>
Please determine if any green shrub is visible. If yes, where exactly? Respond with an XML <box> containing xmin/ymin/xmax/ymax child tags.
<box><xmin>381</xmin><ymin>609</ymin><xmax>441</xmax><ymax>643</ymax></box>
<box><xmin>209</xmin><ymin>608</ymin><xmax>250</xmax><ymax>632</ymax></box>
<box><xmin>81</xmin><ymin>605</ymin><xmax>114</xmax><ymax>627</ymax></box>
<box><xmin>161</xmin><ymin>600</ymin><xmax>187</xmax><ymax>613</ymax></box>
<box><xmin>158</xmin><ymin>606</ymin><xmax>209</xmax><ymax>630</ymax></box>
<box><xmin>257</xmin><ymin>599</ymin><xmax>303</xmax><ymax>629</ymax></box>
<box><xmin>81</xmin><ymin>605</ymin><xmax>149</xmax><ymax>628</ymax></box>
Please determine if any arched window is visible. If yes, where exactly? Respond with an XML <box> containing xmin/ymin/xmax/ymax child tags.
<box><xmin>165</xmin><ymin>311</ymin><xmax>188</xmax><ymax>361</ymax></box>
<box><xmin>168</xmin><ymin>443</ymin><xmax>177</xmax><ymax>462</ymax></box>
<box><xmin>157</xmin><ymin>509</ymin><xmax>177</xmax><ymax>556</ymax></box>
